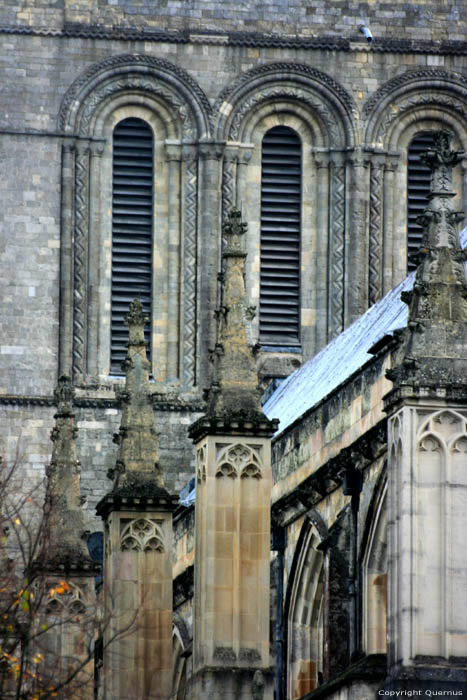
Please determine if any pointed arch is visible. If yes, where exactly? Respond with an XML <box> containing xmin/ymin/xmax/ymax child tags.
<box><xmin>361</xmin><ymin>476</ymin><xmax>387</xmax><ymax>655</ymax></box>
<box><xmin>284</xmin><ymin>515</ymin><xmax>326</xmax><ymax>699</ymax></box>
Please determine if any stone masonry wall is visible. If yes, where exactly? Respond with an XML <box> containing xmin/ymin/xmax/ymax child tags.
<box><xmin>1</xmin><ymin>0</ymin><xmax>467</xmax><ymax>42</ymax></box>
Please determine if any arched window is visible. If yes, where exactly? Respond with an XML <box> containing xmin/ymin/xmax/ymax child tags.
<box><xmin>407</xmin><ymin>132</ymin><xmax>435</xmax><ymax>271</ymax></box>
<box><xmin>260</xmin><ymin>126</ymin><xmax>302</xmax><ymax>345</ymax></box>
<box><xmin>111</xmin><ymin>117</ymin><xmax>154</xmax><ymax>371</ymax></box>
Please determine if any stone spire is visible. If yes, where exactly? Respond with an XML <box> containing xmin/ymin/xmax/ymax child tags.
<box><xmin>386</xmin><ymin>130</ymin><xmax>467</xmax><ymax>400</ymax></box>
<box><xmin>45</xmin><ymin>375</ymin><xmax>91</xmax><ymax>565</ymax></box>
<box><xmin>96</xmin><ymin>300</ymin><xmax>177</xmax><ymax>700</ymax></box>
<box><xmin>194</xmin><ymin>208</ymin><xmax>275</xmax><ymax>437</ymax></box>
<box><xmin>109</xmin><ymin>299</ymin><xmax>168</xmax><ymax>497</ymax></box>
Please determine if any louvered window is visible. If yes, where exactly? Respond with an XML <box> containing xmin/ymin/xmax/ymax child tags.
<box><xmin>407</xmin><ymin>132</ymin><xmax>435</xmax><ymax>271</ymax></box>
<box><xmin>260</xmin><ymin>126</ymin><xmax>302</xmax><ymax>345</ymax></box>
<box><xmin>111</xmin><ymin>118</ymin><xmax>153</xmax><ymax>371</ymax></box>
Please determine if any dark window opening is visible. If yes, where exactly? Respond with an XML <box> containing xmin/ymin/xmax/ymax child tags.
<box><xmin>407</xmin><ymin>132</ymin><xmax>435</xmax><ymax>271</ymax></box>
<box><xmin>111</xmin><ymin>117</ymin><xmax>153</xmax><ymax>372</ymax></box>
<box><xmin>260</xmin><ymin>126</ymin><xmax>302</xmax><ymax>345</ymax></box>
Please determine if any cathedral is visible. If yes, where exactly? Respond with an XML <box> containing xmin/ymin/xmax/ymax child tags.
<box><xmin>1</xmin><ymin>1</ymin><xmax>467</xmax><ymax>698</ymax></box>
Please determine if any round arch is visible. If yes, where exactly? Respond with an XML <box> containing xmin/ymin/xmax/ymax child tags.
<box><xmin>363</xmin><ymin>69</ymin><xmax>467</xmax><ymax>150</ymax></box>
<box><xmin>362</xmin><ymin>70</ymin><xmax>467</xmax><ymax>292</ymax></box>
<box><xmin>214</xmin><ymin>61</ymin><xmax>356</xmax><ymax>148</ymax></box>
<box><xmin>58</xmin><ymin>54</ymin><xmax>211</xmax><ymax>139</ymax></box>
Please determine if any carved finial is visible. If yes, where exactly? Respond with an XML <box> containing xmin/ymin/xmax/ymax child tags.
<box><xmin>112</xmin><ymin>299</ymin><xmax>164</xmax><ymax>490</ymax></box>
<box><xmin>419</xmin><ymin>130</ymin><xmax>464</xmax><ymax>188</ymax></box>
<box><xmin>54</xmin><ymin>374</ymin><xmax>74</xmax><ymax>408</ymax></box>
<box><xmin>409</xmin><ymin>130</ymin><xmax>466</xmax><ymax>315</ymax></box>
<box><xmin>125</xmin><ymin>299</ymin><xmax>149</xmax><ymax>347</ymax></box>
<box><xmin>223</xmin><ymin>207</ymin><xmax>248</xmax><ymax>256</ymax></box>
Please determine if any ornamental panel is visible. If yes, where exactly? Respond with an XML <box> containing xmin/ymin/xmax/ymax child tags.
<box><xmin>120</xmin><ymin>518</ymin><xmax>165</xmax><ymax>552</ymax></box>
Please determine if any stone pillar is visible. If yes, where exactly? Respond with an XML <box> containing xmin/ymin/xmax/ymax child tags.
<box><xmin>191</xmin><ymin>431</ymin><xmax>274</xmax><ymax>699</ymax></box>
<box><xmin>387</xmin><ymin>405</ymin><xmax>467</xmax><ymax>667</ymax></box>
<box><xmin>164</xmin><ymin>141</ymin><xmax>183</xmax><ymax>382</ymax></box>
<box><xmin>384</xmin><ymin>131</ymin><xmax>467</xmax><ymax>693</ymax></box>
<box><xmin>97</xmin><ymin>498</ymin><xmax>176</xmax><ymax>699</ymax></box>
<box><xmin>345</xmin><ymin>150</ymin><xmax>370</xmax><ymax>324</ymax></box>
<box><xmin>382</xmin><ymin>154</ymin><xmax>399</xmax><ymax>294</ymax></box>
<box><xmin>87</xmin><ymin>140</ymin><xmax>105</xmax><ymax>380</ymax></box>
<box><xmin>189</xmin><ymin>209</ymin><xmax>278</xmax><ymax>700</ymax></box>
<box><xmin>181</xmin><ymin>145</ymin><xmax>198</xmax><ymax>388</ymax></box>
<box><xmin>313</xmin><ymin>150</ymin><xmax>330</xmax><ymax>351</ymax></box>
<box><xmin>328</xmin><ymin>150</ymin><xmax>346</xmax><ymax>340</ymax></box>
<box><xmin>368</xmin><ymin>154</ymin><xmax>385</xmax><ymax>306</ymax></box>
<box><xmin>59</xmin><ymin>140</ymin><xmax>76</xmax><ymax>377</ymax></box>
<box><xmin>97</xmin><ymin>300</ymin><xmax>178</xmax><ymax>699</ymax></box>
<box><xmin>72</xmin><ymin>140</ymin><xmax>91</xmax><ymax>384</ymax></box>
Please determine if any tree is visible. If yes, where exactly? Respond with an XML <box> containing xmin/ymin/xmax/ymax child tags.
<box><xmin>0</xmin><ymin>452</ymin><xmax>102</xmax><ymax>700</ymax></box>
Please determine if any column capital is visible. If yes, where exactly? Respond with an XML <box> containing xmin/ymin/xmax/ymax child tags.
<box><xmin>89</xmin><ymin>140</ymin><xmax>105</xmax><ymax>157</ymax></box>
<box><xmin>198</xmin><ymin>139</ymin><xmax>225</xmax><ymax>160</ymax></box>
<box><xmin>164</xmin><ymin>140</ymin><xmax>183</xmax><ymax>162</ymax></box>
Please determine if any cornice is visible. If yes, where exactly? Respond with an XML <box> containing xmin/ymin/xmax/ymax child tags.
<box><xmin>1</xmin><ymin>24</ymin><xmax>466</xmax><ymax>55</ymax></box>
<box><xmin>271</xmin><ymin>420</ymin><xmax>387</xmax><ymax>527</ymax></box>
<box><xmin>0</xmin><ymin>393</ymin><xmax>204</xmax><ymax>412</ymax></box>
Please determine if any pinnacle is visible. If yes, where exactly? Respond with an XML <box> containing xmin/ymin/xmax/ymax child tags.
<box><xmin>44</xmin><ymin>375</ymin><xmax>91</xmax><ymax>568</ymax></box>
<box><xmin>386</xmin><ymin>130</ymin><xmax>467</xmax><ymax>400</ymax></box>
<box><xmin>191</xmin><ymin>209</ymin><xmax>277</xmax><ymax>439</ymax></box>
<box><xmin>110</xmin><ymin>299</ymin><xmax>165</xmax><ymax>492</ymax></box>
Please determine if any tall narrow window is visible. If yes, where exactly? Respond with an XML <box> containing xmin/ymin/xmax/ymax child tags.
<box><xmin>260</xmin><ymin>126</ymin><xmax>302</xmax><ymax>345</ymax></box>
<box><xmin>111</xmin><ymin>118</ymin><xmax>153</xmax><ymax>371</ymax></box>
<box><xmin>407</xmin><ymin>132</ymin><xmax>435</xmax><ymax>271</ymax></box>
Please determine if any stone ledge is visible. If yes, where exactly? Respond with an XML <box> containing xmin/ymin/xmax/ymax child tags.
<box><xmin>271</xmin><ymin>421</ymin><xmax>386</xmax><ymax>527</ymax></box>
<box><xmin>189</xmin><ymin>413</ymin><xmax>278</xmax><ymax>442</ymax></box>
<box><xmin>0</xmin><ymin>392</ymin><xmax>204</xmax><ymax>412</ymax></box>
<box><xmin>96</xmin><ymin>490</ymin><xmax>178</xmax><ymax>519</ymax></box>
<box><xmin>0</xmin><ymin>24</ymin><xmax>466</xmax><ymax>55</ymax></box>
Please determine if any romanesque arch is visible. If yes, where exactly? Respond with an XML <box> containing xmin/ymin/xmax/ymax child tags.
<box><xmin>57</xmin><ymin>55</ymin><xmax>211</xmax><ymax>387</ymax></box>
<box><xmin>59</xmin><ymin>53</ymin><xmax>211</xmax><ymax>139</ymax></box>
<box><xmin>362</xmin><ymin>70</ymin><xmax>467</xmax><ymax>297</ymax></box>
<box><xmin>212</xmin><ymin>63</ymin><xmax>357</xmax><ymax>355</ymax></box>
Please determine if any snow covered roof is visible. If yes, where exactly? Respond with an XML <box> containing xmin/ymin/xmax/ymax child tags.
<box><xmin>263</xmin><ymin>227</ymin><xmax>467</xmax><ymax>437</ymax></box>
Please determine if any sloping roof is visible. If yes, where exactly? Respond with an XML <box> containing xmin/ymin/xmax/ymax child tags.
<box><xmin>263</xmin><ymin>227</ymin><xmax>467</xmax><ymax>436</ymax></box>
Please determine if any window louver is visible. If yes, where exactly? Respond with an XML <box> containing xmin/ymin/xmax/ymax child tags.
<box><xmin>111</xmin><ymin>118</ymin><xmax>153</xmax><ymax>371</ymax></box>
<box><xmin>407</xmin><ymin>132</ymin><xmax>435</xmax><ymax>271</ymax></box>
<box><xmin>260</xmin><ymin>126</ymin><xmax>302</xmax><ymax>345</ymax></box>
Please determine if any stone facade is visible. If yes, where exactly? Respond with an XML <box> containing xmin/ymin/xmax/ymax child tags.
<box><xmin>1</xmin><ymin>3</ymin><xmax>467</xmax><ymax>699</ymax></box>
